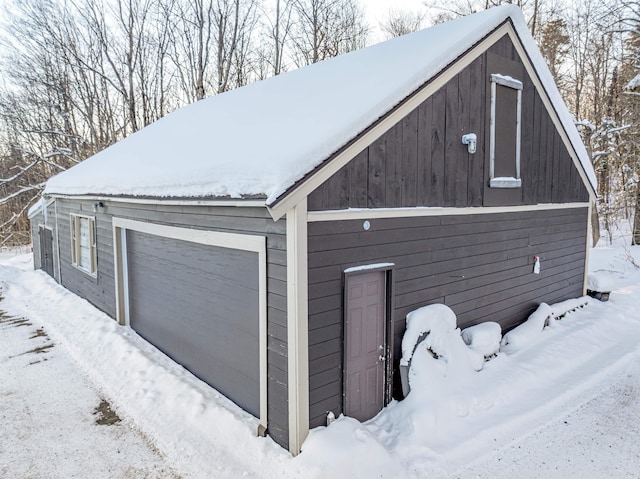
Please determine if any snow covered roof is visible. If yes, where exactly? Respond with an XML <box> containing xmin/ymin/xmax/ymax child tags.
<box><xmin>44</xmin><ymin>5</ymin><xmax>597</xmax><ymax>209</ymax></box>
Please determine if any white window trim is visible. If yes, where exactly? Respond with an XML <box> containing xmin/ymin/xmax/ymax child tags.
<box><xmin>70</xmin><ymin>213</ymin><xmax>97</xmax><ymax>276</ymax></box>
<box><xmin>489</xmin><ymin>73</ymin><xmax>522</xmax><ymax>189</ymax></box>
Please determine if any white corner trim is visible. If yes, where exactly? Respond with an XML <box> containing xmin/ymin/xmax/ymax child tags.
<box><xmin>54</xmin><ymin>200</ymin><xmax>61</xmax><ymax>282</ymax></box>
<box><xmin>111</xmin><ymin>217</ymin><xmax>268</xmax><ymax>432</ymax></box>
<box><xmin>112</xmin><ymin>225</ymin><xmax>126</xmax><ymax>326</ymax></box>
<box><xmin>286</xmin><ymin>198</ymin><xmax>309</xmax><ymax>455</ymax></box>
<box><xmin>307</xmin><ymin>203</ymin><xmax>590</xmax><ymax>222</ymax></box>
<box><xmin>584</xmin><ymin>201</ymin><xmax>593</xmax><ymax>295</ymax></box>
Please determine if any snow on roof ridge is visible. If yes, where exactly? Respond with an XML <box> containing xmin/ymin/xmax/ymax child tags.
<box><xmin>43</xmin><ymin>5</ymin><xmax>596</xmax><ymax>205</ymax></box>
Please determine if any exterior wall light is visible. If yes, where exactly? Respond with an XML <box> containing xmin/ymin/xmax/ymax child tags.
<box><xmin>462</xmin><ymin>133</ymin><xmax>477</xmax><ymax>154</ymax></box>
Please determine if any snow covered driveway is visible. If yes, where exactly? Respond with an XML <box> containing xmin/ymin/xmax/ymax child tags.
<box><xmin>454</xmin><ymin>355</ymin><xmax>640</xmax><ymax>478</ymax></box>
<box><xmin>0</xmin><ymin>299</ymin><xmax>180</xmax><ymax>479</ymax></box>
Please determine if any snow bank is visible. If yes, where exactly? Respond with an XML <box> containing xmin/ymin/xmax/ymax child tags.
<box><xmin>297</xmin><ymin>416</ymin><xmax>402</xmax><ymax>479</ymax></box>
<box><xmin>461</xmin><ymin>322</ymin><xmax>502</xmax><ymax>358</ymax></box>
<box><xmin>550</xmin><ymin>297</ymin><xmax>590</xmax><ymax>318</ymax></box>
<box><xmin>501</xmin><ymin>297</ymin><xmax>590</xmax><ymax>353</ymax></box>
<box><xmin>500</xmin><ymin>303</ymin><xmax>553</xmax><ymax>352</ymax></box>
<box><xmin>587</xmin><ymin>273</ymin><xmax>616</xmax><ymax>292</ymax></box>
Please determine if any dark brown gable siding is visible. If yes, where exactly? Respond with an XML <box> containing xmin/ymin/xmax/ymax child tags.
<box><xmin>307</xmin><ymin>34</ymin><xmax>590</xmax><ymax>211</ymax></box>
<box><xmin>306</xmin><ymin>207</ymin><xmax>587</xmax><ymax>427</ymax></box>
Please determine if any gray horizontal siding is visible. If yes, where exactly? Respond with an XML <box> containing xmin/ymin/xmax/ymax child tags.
<box><xmin>55</xmin><ymin>198</ymin><xmax>288</xmax><ymax>449</ymax></box>
<box><xmin>306</xmin><ymin>207</ymin><xmax>588</xmax><ymax>427</ymax></box>
<box><xmin>57</xmin><ymin>201</ymin><xmax>116</xmax><ymax>317</ymax></box>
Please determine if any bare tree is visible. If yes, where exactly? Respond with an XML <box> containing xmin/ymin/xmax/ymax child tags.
<box><xmin>379</xmin><ymin>7</ymin><xmax>426</xmax><ymax>38</ymax></box>
<box><xmin>289</xmin><ymin>0</ymin><xmax>368</xmax><ymax>66</ymax></box>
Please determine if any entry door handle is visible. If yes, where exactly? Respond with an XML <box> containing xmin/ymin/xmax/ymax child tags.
<box><xmin>378</xmin><ymin>355</ymin><xmax>386</xmax><ymax>362</ymax></box>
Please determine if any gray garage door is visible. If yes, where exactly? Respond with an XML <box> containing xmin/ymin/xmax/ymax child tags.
<box><xmin>126</xmin><ymin>230</ymin><xmax>260</xmax><ymax>417</ymax></box>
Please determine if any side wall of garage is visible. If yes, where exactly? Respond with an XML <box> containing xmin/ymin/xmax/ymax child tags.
<box><xmin>55</xmin><ymin>198</ymin><xmax>290</xmax><ymax>449</ymax></box>
<box><xmin>307</xmin><ymin>206</ymin><xmax>588</xmax><ymax>428</ymax></box>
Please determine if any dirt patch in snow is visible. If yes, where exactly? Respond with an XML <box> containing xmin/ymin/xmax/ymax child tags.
<box><xmin>0</xmin><ymin>314</ymin><xmax>32</xmax><ymax>328</ymax></box>
<box><xmin>29</xmin><ymin>327</ymin><xmax>48</xmax><ymax>340</ymax></box>
<box><xmin>94</xmin><ymin>399</ymin><xmax>122</xmax><ymax>426</ymax></box>
<box><xmin>22</xmin><ymin>343</ymin><xmax>55</xmax><ymax>355</ymax></box>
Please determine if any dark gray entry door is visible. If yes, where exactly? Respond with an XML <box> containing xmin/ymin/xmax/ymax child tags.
<box><xmin>344</xmin><ymin>270</ymin><xmax>386</xmax><ymax>422</ymax></box>
<box><xmin>125</xmin><ymin>230</ymin><xmax>260</xmax><ymax>417</ymax></box>
<box><xmin>38</xmin><ymin>226</ymin><xmax>54</xmax><ymax>277</ymax></box>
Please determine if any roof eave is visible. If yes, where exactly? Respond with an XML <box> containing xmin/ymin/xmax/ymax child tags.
<box><xmin>47</xmin><ymin>193</ymin><xmax>268</xmax><ymax>208</ymax></box>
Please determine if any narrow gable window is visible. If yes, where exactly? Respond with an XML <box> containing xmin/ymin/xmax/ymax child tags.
<box><xmin>70</xmin><ymin>214</ymin><xmax>97</xmax><ymax>275</ymax></box>
<box><xmin>489</xmin><ymin>73</ymin><xmax>522</xmax><ymax>188</ymax></box>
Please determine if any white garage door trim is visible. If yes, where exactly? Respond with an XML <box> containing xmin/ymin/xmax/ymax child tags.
<box><xmin>112</xmin><ymin>217</ymin><xmax>268</xmax><ymax>433</ymax></box>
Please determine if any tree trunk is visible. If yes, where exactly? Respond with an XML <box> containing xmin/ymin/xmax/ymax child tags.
<box><xmin>632</xmin><ymin>187</ymin><xmax>640</xmax><ymax>245</ymax></box>
<box><xmin>591</xmin><ymin>200</ymin><xmax>601</xmax><ymax>247</ymax></box>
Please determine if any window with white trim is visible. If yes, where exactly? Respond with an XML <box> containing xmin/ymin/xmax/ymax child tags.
<box><xmin>70</xmin><ymin>214</ymin><xmax>97</xmax><ymax>275</ymax></box>
<box><xmin>489</xmin><ymin>73</ymin><xmax>522</xmax><ymax>188</ymax></box>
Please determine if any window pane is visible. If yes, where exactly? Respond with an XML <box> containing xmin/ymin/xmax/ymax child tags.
<box><xmin>79</xmin><ymin>217</ymin><xmax>92</xmax><ymax>270</ymax></box>
<box><xmin>494</xmin><ymin>84</ymin><xmax>518</xmax><ymax>178</ymax></box>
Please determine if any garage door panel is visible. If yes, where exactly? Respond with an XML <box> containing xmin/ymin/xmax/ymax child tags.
<box><xmin>126</xmin><ymin>230</ymin><xmax>260</xmax><ymax>416</ymax></box>
<box><xmin>129</xmin><ymin>254</ymin><xmax>258</xmax><ymax>314</ymax></box>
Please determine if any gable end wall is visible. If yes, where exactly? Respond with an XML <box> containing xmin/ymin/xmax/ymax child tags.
<box><xmin>307</xmin><ymin>34</ymin><xmax>590</xmax><ymax>211</ymax></box>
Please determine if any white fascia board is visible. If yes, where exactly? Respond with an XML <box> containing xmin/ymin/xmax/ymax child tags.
<box><xmin>27</xmin><ymin>197</ymin><xmax>55</xmax><ymax>219</ymax></box>
<box><xmin>50</xmin><ymin>194</ymin><xmax>266</xmax><ymax>209</ymax></box>
<box><xmin>307</xmin><ymin>203</ymin><xmax>590</xmax><ymax>222</ymax></box>
<box><xmin>111</xmin><ymin>217</ymin><xmax>268</xmax><ymax>432</ymax></box>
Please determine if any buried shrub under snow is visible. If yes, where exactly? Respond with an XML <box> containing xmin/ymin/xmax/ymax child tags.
<box><xmin>401</xmin><ymin>304</ymin><xmax>485</xmax><ymax>394</ymax></box>
<box><xmin>403</xmin><ymin>298</ymin><xmax>591</xmax><ymax>397</ymax></box>
<box><xmin>461</xmin><ymin>322</ymin><xmax>502</xmax><ymax>358</ymax></box>
<box><xmin>501</xmin><ymin>296</ymin><xmax>590</xmax><ymax>352</ymax></box>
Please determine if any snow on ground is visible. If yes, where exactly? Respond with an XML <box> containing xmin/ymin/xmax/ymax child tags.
<box><xmin>0</xmin><ymin>300</ymin><xmax>181</xmax><ymax>479</ymax></box>
<box><xmin>1</xmin><ymin>239</ymin><xmax>640</xmax><ymax>478</ymax></box>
